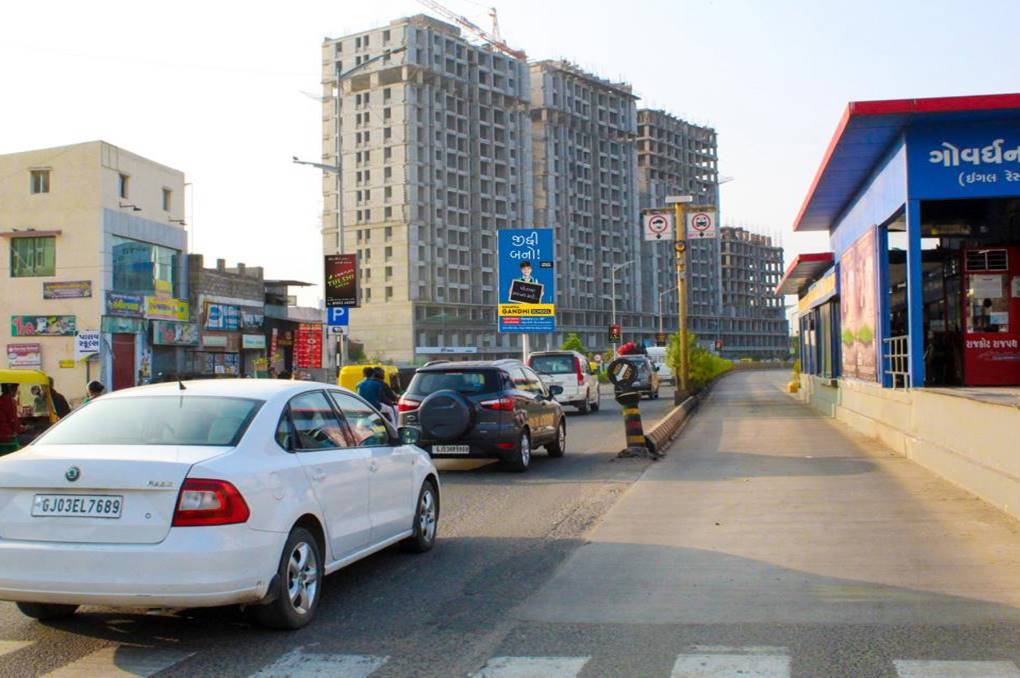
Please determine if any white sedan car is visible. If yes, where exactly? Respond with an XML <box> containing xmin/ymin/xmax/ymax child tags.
<box><xmin>0</xmin><ymin>379</ymin><xmax>440</xmax><ymax>630</ymax></box>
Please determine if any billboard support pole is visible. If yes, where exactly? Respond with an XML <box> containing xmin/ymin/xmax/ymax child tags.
<box><xmin>522</xmin><ymin>333</ymin><xmax>529</xmax><ymax>364</ymax></box>
<box><xmin>674</xmin><ymin>202</ymin><xmax>690</xmax><ymax>398</ymax></box>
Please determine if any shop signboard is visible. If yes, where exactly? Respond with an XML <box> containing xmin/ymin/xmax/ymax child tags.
<box><xmin>43</xmin><ymin>280</ymin><xmax>92</xmax><ymax>299</ymax></box>
<box><xmin>106</xmin><ymin>292</ymin><xmax>145</xmax><ymax>318</ymax></box>
<box><xmin>497</xmin><ymin>229</ymin><xmax>556</xmax><ymax>333</ymax></box>
<box><xmin>242</xmin><ymin>334</ymin><xmax>266</xmax><ymax>350</ymax></box>
<box><xmin>144</xmin><ymin>297</ymin><xmax>189</xmax><ymax>322</ymax></box>
<box><xmin>7</xmin><ymin>343</ymin><xmax>41</xmax><ymax>368</ymax></box>
<box><xmin>325</xmin><ymin>254</ymin><xmax>358</xmax><ymax>307</ymax></box>
<box><xmin>294</xmin><ymin>324</ymin><xmax>323</xmax><ymax>368</ymax></box>
<box><xmin>205</xmin><ymin>303</ymin><xmax>240</xmax><ymax>331</ymax></box>
<box><xmin>908</xmin><ymin>123</ymin><xmax>1020</xmax><ymax>200</ymax></box>
<box><xmin>414</xmin><ymin>346</ymin><xmax>478</xmax><ymax>355</ymax></box>
<box><xmin>202</xmin><ymin>335</ymin><xmax>229</xmax><ymax>348</ymax></box>
<box><xmin>11</xmin><ymin>315</ymin><xmax>76</xmax><ymax>337</ymax></box>
<box><xmin>59</xmin><ymin>360</ymin><xmax>75</xmax><ymax>369</ymax></box>
<box><xmin>152</xmin><ymin>321</ymin><xmax>199</xmax><ymax>346</ymax></box>
<box><xmin>101</xmin><ymin>315</ymin><xmax>146</xmax><ymax>334</ymax></box>
<box><xmin>839</xmin><ymin>229</ymin><xmax>878</xmax><ymax>381</ymax></box>
<box><xmin>241</xmin><ymin>309</ymin><xmax>264</xmax><ymax>329</ymax></box>
<box><xmin>74</xmin><ymin>330</ymin><xmax>101</xmax><ymax>360</ymax></box>
<box><xmin>797</xmin><ymin>268</ymin><xmax>838</xmax><ymax>316</ymax></box>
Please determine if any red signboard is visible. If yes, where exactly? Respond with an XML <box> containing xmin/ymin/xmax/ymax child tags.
<box><xmin>325</xmin><ymin>254</ymin><xmax>358</xmax><ymax>307</ymax></box>
<box><xmin>962</xmin><ymin>247</ymin><xmax>1020</xmax><ymax>385</ymax></box>
<box><xmin>294</xmin><ymin>324</ymin><xmax>323</xmax><ymax>369</ymax></box>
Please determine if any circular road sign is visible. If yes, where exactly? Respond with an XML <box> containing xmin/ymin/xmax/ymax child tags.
<box><xmin>646</xmin><ymin>213</ymin><xmax>669</xmax><ymax>240</ymax></box>
<box><xmin>690</xmin><ymin>212</ymin><xmax>713</xmax><ymax>237</ymax></box>
<box><xmin>606</xmin><ymin>358</ymin><xmax>638</xmax><ymax>389</ymax></box>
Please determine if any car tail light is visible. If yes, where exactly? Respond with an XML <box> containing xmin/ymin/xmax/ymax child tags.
<box><xmin>480</xmin><ymin>397</ymin><xmax>515</xmax><ymax>411</ymax></box>
<box><xmin>397</xmin><ymin>397</ymin><xmax>421</xmax><ymax>412</ymax></box>
<box><xmin>575</xmin><ymin>357</ymin><xmax>585</xmax><ymax>386</ymax></box>
<box><xmin>172</xmin><ymin>479</ymin><xmax>250</xmax><ymax>527</ymax></box>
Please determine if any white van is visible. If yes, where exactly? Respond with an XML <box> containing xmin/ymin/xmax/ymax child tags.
<box><xmin>527</xmin><ymin>351</ymin><xmax>600</xmax><ymax>414</ymax></box>
<box><xmin>646</xmin><ymin>346</ymin><xmax>673</xmax><ymax>385</ymax></box>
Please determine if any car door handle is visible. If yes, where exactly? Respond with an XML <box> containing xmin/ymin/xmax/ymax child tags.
<box><xmin>311</xmin><ymin>468</ymin><xmax>326</xmax><ymax>482</ymax></box>
<box><xmin>368</xmin><ymin>462</ymin><xmax>379</xmax><ymax>473</ymax></box>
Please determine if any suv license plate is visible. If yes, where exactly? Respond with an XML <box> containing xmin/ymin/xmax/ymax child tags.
<box><xmin>433</xmin><ymin>445</ymin><xmax>470</xmax><ymax>455</ymax></box>
<box><xmin>32</xmin><ymin>494</ymin><xmax>123</xmax><ymax>519</ymax></box>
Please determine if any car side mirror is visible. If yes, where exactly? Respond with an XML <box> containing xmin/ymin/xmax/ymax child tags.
<box><xmin>548</xmin><ymin>384</ymin><xmax>564</xmax><ymax>396</ymax></box>
<box><xmin>398</xmin><ymin>426</ymin><xmax>421</xmax><ymax>445</ymax></box>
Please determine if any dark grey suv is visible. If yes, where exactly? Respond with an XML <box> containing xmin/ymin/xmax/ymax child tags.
<box><xmin>397</xmin><ymin>360</ymin><xmax>566</xmax><ymax>472</ymax></box>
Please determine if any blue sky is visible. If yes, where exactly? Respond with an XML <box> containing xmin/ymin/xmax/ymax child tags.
<box><xmin>2</xmin><ymin>0</ymin><xmax>1018</xmax><ymax>302</ymax></box>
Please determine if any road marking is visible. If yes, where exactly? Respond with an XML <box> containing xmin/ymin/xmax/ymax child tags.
<box><xmin>0</xmin><ymin>641</ymin><xmax>33</xmax><ymax>658</ymax></box>
<box><xmin>45</xmin><ymin>647</ymin><xmax>195</xmax><ymax>677</ymax></box>
<box><xmin>475</xmin><ymin>656</ymin><xmax>590</xmax><ymax>677</ymax></box>
<box><xmin>251</xmin><ymin>650</ymin><xmax>388</xmax><ymax>678</ymax></box>
<box><xmin>672</xmin><ymin>650</ymin><xmax>790</xmax><ymax>677</ymax></box>
<box><xmin>894</xmin><ymin>660</ymin><xmax>1020</xmax><ymax>677</ymax></box>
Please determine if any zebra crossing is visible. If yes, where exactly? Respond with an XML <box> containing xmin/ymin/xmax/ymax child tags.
<box><xmin>2</xmin><ymin>640</ymin><xmax>1020</xmax><ymax>676</ymax></box>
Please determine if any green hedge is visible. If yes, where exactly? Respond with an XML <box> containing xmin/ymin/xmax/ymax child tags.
<box><xmin>666</xmin><ymin>331</ymin><xmax>733</xmax><ymax>392</ymax></box>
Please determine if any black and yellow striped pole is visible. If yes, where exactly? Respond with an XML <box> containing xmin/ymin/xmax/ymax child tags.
<box><xmin>607</xmin><ymin>358</ymin><xmax>658</xmax><ymax>458</ymax></box>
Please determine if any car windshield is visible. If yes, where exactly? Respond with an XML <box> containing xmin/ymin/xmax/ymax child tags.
<box><xmin>409</xmin><ymin>370</ymin><xmax>499</xmax><ymax>396</ymax></box>
<box><xmin>36</xmin><ymin>396</ymin><xmax>263</xmax><ymax>446</ymax></box>
<box><xmin>530</xmin><ymin>355</ymin><xmax>576</xmax><ymax>375</ymax></box>
<box><xmin>625</xmin><ymin>358</ymin><xmax>650</xmax><ymax>375</ymax></box>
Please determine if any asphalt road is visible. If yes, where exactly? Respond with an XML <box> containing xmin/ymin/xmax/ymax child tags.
<box><xmin>0</xmin><ymin>388</ymin><xmax>676</xmax><ymax>678</ymax></box>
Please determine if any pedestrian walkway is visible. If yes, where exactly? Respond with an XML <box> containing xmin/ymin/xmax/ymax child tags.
<box><xmin>513</xmin><ymin>369</ymin><xmax>1020</xmax><ymax>673</ymax></box>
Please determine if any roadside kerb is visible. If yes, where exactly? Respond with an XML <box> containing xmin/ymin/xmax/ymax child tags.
<box><xmin>643</xmin><ymin>394</ymin><xmax>698</xmax><ymax>457</ymax></box>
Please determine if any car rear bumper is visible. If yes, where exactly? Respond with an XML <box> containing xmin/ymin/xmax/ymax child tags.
<box><xmin>0</xmin><ymin>524</ymin><xmax>283</xmax><ymax>608</ymax></box>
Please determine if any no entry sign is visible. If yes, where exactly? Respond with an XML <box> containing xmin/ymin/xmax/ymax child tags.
<box><xmin>686</xmin><ymin>209</ymin><xmax>717</xmax><ymax>238</ymax></box>
<box><xmin>643</xmin><ymin>212</ymin><xmax>674</xmax><ymax>241</ymax></box>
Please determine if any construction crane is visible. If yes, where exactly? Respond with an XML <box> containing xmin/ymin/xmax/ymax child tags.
<box><xmin>417</xmin><ymin>0</ymin><xmax>527</xmax><ymax>61</ymax></box>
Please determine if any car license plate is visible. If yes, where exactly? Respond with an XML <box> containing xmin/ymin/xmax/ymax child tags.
<box><xmin>433</xmin><ymin>444</ymin><xmax>470</xmax><ymax>455</ymax></box>
<box><xmin>32</xmin><ymin>494</ymin><xmax>123</xmax><ymax>519</ymax></box>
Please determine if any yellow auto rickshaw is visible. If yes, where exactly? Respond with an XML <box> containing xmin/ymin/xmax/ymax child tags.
<box><xmin>337</xmin><ymin>364</ymin><xmax>402</xmax><ymax>393</ymax></box>
<box><xmin>0</xmin><ymin>369</ymin><xmax>58</xmax><ymax>454</ymax></box>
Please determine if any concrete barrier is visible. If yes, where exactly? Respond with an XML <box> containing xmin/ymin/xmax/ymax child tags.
<box><xmin>644</xmin><ymin>395</ymin><xmax>698</xmax><ymax>456</ymax></box>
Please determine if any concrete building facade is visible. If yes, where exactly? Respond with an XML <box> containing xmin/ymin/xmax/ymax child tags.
<box><xmin>718</xmin><ymin>226</ymin><xmax>788</xmax><ymax>359</ymax></box>
<box><xmin>0</xmin><ymin>141</ymin><xmax>187</xmax><ymax>401</ymax></box>
<box><xmin>321</xmin><ymin>15</ymin><xmax>533</xmax><ymax>363</ymax></box>
<box><xmin>636</xmin><ymin>109</ymin><xmax>720</xmax><ymax>345</ymax></box>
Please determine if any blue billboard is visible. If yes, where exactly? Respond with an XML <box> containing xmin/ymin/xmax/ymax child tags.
<box><xmin>497</xmin><ymin>229</ymin><xmax>556</xmax><ymax>333</ymax></box>
<box><xmin>908</xmin><ymin>123</ymin><xmax>1020</xmax><ymax>200</ymax></box>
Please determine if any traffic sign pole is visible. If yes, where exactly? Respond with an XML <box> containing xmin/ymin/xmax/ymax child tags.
<box><xmin>674</xmin><ymin>202</ymin><xmax>689</xmax><ymax>398</ymax></box>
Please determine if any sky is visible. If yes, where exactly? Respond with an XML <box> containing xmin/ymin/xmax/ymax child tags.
<box><xmin>3</xmin><ymin>0</ymin><xmax>1019</xmax><ymax>305</ymax></box>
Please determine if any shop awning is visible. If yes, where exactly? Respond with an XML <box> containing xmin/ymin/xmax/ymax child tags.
<box><xmin>793</xmin><ymin>92</ymin><xmax>1020</xmax><ymax>233</ymax></box>
<box><xmin>776</xmin><ymin>252</ymin><xmax>833</xmax><ymax>296</ymax></box>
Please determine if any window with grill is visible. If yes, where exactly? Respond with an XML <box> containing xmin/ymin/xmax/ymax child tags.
<box><xmin>10</xmin><ymin>236</ymin><xmax>56</xmax><ymax>277</ymax></box>
<box><xmin>30</xmin><ymin>169</ymin><xmax>50</xmax><ymax>194</ymax></box>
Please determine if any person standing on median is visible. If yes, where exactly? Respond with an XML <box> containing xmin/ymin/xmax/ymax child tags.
<box><xmin>356</xmin><ymin>366</ymin><xmax>383</xmax><ymax>409</ymax></box>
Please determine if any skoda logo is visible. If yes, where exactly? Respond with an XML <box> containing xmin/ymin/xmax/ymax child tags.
<box><xmin>65</xmin><ymin>466</ymin><xmax>81</xmax><ymax>483</ymax></box>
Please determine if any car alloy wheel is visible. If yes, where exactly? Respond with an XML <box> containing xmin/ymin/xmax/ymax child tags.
<box><xmin>287</xmin><ymin>541</ymin><xmax>319</xmax><ymax>616</ymax></box>
<box><xmin>419</xmin><ymin>485</ymin><xmax>437</xmax><ymax>544</ymax></box>
<box><xmin>520</xmin><ymin>431</ymin><xmax>531</xmax><ymax>467</ymax></box>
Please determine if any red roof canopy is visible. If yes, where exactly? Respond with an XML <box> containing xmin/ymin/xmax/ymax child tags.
<box><xmin>776</xmin><ymin>252</ymin><xmax>834</xmax><ymax>296</ymax></box>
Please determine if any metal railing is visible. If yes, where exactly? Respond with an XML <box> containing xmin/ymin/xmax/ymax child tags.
<box><xmin>883</xmin><ymin>335</ymin><xmax>910</xmax><ymax>389</ymax></box>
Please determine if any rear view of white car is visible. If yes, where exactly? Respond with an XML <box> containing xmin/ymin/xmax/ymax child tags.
<box><xmin>0</xmin><ymin>379</ymin><xmax>439</xmax><ymax>630</ymax></box>
<box><xmin>528</xmin><ymin>351</ymin><xmax>600</xmax><ymax>414</ymax></box>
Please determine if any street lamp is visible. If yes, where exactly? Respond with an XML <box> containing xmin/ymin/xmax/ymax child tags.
<box><xmin>610</xmin><ymin>260</ymin><xmax>632</xmax><ymax>354</ymax></box>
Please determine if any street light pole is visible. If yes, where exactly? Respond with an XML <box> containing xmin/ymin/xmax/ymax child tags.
<box><xmin>610</xmin><ymin>260</ymin><xmax>632</xmax><ymax>354</ymax></box>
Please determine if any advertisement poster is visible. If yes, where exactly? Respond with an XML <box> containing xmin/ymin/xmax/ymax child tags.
<box><xmin>242</xmin><ymin>334</ymin><xmax>266</xmax><ymax>350</ymax></box>
<box><xmin>144</xmin><ymin>297</ymin><xmax>189</xmax><ymax>321</ymax></box>
<box><xmin>497</xmin><ymin>229</ymin><xmax>556</xmax><ymax>333</ymax></box>
<box><xmin>43</xmin><ymin>280</ymin><xmax>92</xmax><ymax>299</ymax></box>
<box><xmin>11</xmin><ymin>315</ymin><xmax>76</xmax><ymax>337</ymax></box>
<box><xmin>74</xmin><ymin>330</ymin><xmax>101</xmax><ymax>360</ymax></box>
<box><xmin>325</xmin><ymin>254</ymin><xmax>358</xmax><ymax>307</ymax></box>
<box><xmin>294</xmin><ymin>324</ymin><xmax>323</xmax><ymax>369</ymax></box>
<box><xmin>241</xmin><ymin>309</ymin><xmax>264</xmax><ymax>329</ymax></box>
<box><xmin>7</xmin><ymin>343</ymin><xmax>41</xmax><ymax>368</ymax></box>
<box><xmin>205</xmin><ymin>303</ymin><xmax>240</xmax><ymax>331</ymax></box>
<box><xmin>106</xmin><ymin>292</ymin><xmax>145</xmax><ymax>318</ymax></box>
<box><xmin>839</xmin><ymin>229</ymin><xmax>878</xmax><ymax>381</ymax></box>
<box><xmin>152</xmin><ymin>321</ymin><xmax>199</xmax><ymax>346</ymax></box>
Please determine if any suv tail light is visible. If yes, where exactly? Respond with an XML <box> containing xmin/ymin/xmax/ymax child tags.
<box><xmin>480</xmin><ymin>397</ymin><xmax>515</xmax><ymax>411</ymax></box>
<box><xmin>397</xmin><ymin>397</ymin><xmax>421</xmax><ymax>412</ymax></box>
<box><xmin>172</xmin><ymin>479</ymin><xmax>250</xmax><ymax>527</ymax></box>
<box><xmin>575</xmin><ymin>357</ymin><xmax>585</xmax><ymax>386</ymax></box>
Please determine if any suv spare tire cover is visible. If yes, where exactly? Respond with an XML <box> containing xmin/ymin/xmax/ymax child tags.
<box><xmin>418</xmin><ymin>389</ymin><xmax>473</xmax><ymax>440</ymax></box>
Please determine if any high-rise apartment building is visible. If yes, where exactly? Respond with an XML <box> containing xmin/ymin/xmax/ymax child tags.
<box><xmin>718</xmin><ymin>226</ymin><xmax>788</xmax><ymax>359</ymax></box>
<box><xmin>636</xmin><ymin>109</ymin><xmax>720</xmax><ymax>345</ymax></box>
<box><xmin>529</xmin><ymin>61</ymin><xmax>642</xmax><ymax>351</ymax></box>
<box><xmin>321</xmin><ymin>15</ymin><xmax>533</xmax><ymax>363</ymax></box>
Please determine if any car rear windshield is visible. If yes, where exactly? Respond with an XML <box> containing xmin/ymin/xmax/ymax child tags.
<box><xmin>36</xmin><ymin>396</ymin><xmax>263</xmax><ymax>446</ymax></box>
<box><xmin>530</xmin><ymin>355</ymin><xmax>577</xmax><ymax>375</ymax></box>
<box><xmin>408</xmin><ymin>370</ymin><xmax>501</xmax><ymax>396</ymax></box>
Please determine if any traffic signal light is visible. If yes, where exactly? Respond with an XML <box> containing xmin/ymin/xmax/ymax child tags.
<box><xmin>608</xmin><ymin>324</ymin><xmax>622</xmax><ymax>343</ymax></box>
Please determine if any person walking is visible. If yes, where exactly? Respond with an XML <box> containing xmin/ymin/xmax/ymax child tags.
<box><xmin>82</xmin><ymin>380</ymin><xmax>105</xmax><ymax>406</ymax></box>
<box><xmin>48</xmin><ymin>378</ymin><xmax>71</xmax><ymax>419</ymax></box>
<box><xmin>356</xmin><ymin>366</ymin><xmax>383</xmax><ymax>409</ymax></box>
<box><xmin>0</xmin><ymin>383</ymin><xmax>23</xmax><ymax>455</ymax></box>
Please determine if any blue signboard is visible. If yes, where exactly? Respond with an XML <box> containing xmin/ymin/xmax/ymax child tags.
<box><xmin>908</xmin><ymin>123</ymin><xmax>1020</xmax><ymax>200</ymax></box>
<box><xmin>326</xmin><ymin>306</ymin><xmax>349</xmax><ymax>327</ymax></box>
<box><xmin>497</xmin><ymin>229</ymin><xmax>556</xmax><ymax>333</ymax></box>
